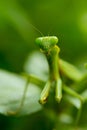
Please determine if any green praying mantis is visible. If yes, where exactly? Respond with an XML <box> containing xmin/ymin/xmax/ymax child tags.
<box><xmin>36</xmin><ymin>36</ymin><xmax>62</xmax><ymax>103</ymax></box>
<box><xmin>35</xmin><ymin>36</ymin><xmax>84</xmax><ymax>104</ymax></box>
<box><xmin>9</xmin><ymin>36</ymin><xmax>86</xmax><ymax>124</ymax></box>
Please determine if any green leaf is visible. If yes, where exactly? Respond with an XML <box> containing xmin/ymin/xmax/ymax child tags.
<box><xmin>0</xmin><ymin>0</ymin><xmax>35</xmax><ymax>42</ymax></box>
<box><xmin>59</xmin><ymin>113</ymin><xmax>73</xmax><ymax>124</ymax></box>
<box><xmin>65</xmin><ymin>95</ymin><xmax>81</xmax><ymax>109</ymax></box>
<box><xmin>24</xmin><ymin>51</ymin><xmax>49</xmax><ymax>81</ymax></box>
<box><xmin>81</xmin><ymin>90</ymin><xmax>87</xmax><ymax>102</ymax></box>
<box><xmin>84</xmin><ymin>63</ymin><xmax>87</xmax><ymax>69</ymax></box>
<box><xmin>0</xmin><ymin>69</ymin><xmax>42</xmax><ymax>116</ymax></box>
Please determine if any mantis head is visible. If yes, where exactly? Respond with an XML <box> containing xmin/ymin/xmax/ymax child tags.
<box><xmin>35</xmin><ymin>36</ymin><xmax>58</xmax><ymax>52</ymax></box>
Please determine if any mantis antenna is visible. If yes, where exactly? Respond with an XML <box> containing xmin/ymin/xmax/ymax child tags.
<box><xmin>30</xmin><ymin>23</ymin><xmax>44</xmax><ymax>37</ymax></box>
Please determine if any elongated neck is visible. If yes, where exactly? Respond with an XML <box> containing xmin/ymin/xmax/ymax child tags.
<box><xmin>46</xmin><ymin>45</ymin><xmax>60</xmax><ymax>81</ymax></box>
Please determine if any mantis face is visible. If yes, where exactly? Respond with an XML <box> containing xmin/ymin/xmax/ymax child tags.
<box><xmin>35</xmin><ymin>36</ymin><xmax>58</xmax><ymax>52</ymax></box>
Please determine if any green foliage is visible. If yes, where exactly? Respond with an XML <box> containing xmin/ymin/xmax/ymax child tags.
<box><xmin>0</xmin><ymin>0</ymin><xmax>87</xmax><ymax>130</ymax></box>
<box><xmin>0</xmin><ymin>50</ymin><xmax>87</xmax><ymax>130</ymax></box>
<box><xmin>0</xmin><ymin>69</ymin><xmax>42</xmax><ymax>116</ymax></box>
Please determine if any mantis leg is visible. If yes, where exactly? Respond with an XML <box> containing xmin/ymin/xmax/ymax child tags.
<box><xmin>39</xmin><ymin>80</ymin><xmax>51</xmax><ymax>104</ymax></box>
<box><xmin>63</xmin><ymin>85</ymin><xmax>83</xmax><ymax>102</ymax></box>
<box><xmin>55</xmin><ymin>78</ymin><xmax>62</xmax><ymax>103</ymax></box>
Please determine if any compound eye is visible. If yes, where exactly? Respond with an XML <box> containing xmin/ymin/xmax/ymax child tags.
<box><xmin>35</xmin><ymin>37</ymin><xmax>42</xmax><ymax>46</ymax></box>
<box><xmin>49</xmin><ymin>36</ymin><xmax>58</xmax><ymax>46</ymax></box>
<box><xmin>35</xmin><ymin>37</ymin><xmax>45</xmax><ymax>50</ymax></box>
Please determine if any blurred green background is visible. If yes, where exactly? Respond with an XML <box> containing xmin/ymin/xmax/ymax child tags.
<box><xmin>0</xmin><ymin>0</ymin><xmax>87</xmax><ymax>129</ymax></box>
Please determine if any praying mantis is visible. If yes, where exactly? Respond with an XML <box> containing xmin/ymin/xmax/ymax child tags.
<box><xmin>9</xmin><ymin>36</ymin><xmax>86</xmax><ymax>125</ymax></box>
<box><xmin>36</xmin><ymin>36</ymin><xmax>62</xmax><ymax>104</ymax></box>
<box><xmin>35</xmin><ymin>36</ymin><xmax>84</xmax><ymax>104</ymax></box>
